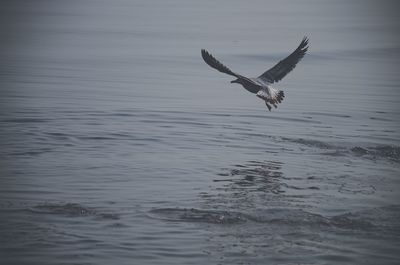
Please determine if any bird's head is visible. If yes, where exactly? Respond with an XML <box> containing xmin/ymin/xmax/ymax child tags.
<box><xmin>230</xmin><ymin>79</ymin><xmax>239</xmax><ymax>84</ymax></box>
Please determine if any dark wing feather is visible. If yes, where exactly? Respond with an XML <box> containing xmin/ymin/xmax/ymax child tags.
<box><xmin>201</xmin><ymin>49</ymin><xmax>240</xmax><ymax>78</ymax></box>
<box><xmin>258</xmin><ymin>37</ymin><xmax>309</xmax><ymax>83</ymax></box>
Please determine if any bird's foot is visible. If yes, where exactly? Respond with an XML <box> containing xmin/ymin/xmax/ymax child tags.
<box><xmin>265</xmin><ymin>102</ymin><xmax>272</xmax><ymax>111</ymax></box>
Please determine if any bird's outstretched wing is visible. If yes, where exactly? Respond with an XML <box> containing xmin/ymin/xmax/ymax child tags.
<box><xmin>201</xmin><ymin>49</ymin><xmax>240</xmax><ymax>78</ymax></box>
<box><xmin>258</xmin><ymin>37</ymin><xmax>309</xmax><ymax>84</ymax></box>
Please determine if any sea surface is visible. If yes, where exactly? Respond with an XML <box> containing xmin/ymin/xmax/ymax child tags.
<box><xmin>1</xmin><ymin>0</ymin><xmax>400</xmax><ymax>264</ymax></box>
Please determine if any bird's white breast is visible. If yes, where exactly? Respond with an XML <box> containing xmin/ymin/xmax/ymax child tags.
<box><xmin>256</xmin><ymin>87</ymin><xmax>271</xmax><ymax>100</ymax></box>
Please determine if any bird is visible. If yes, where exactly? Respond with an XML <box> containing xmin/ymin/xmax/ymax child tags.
<box><xmin>201</xmin><ymin>37</ymin><xmax>309</xmax><ymax>111</ymax></box>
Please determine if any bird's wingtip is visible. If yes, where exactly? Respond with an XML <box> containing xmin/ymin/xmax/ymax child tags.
<box><xmin>302</xmin><ymin>36</ymin><xmax>309</xmax><ymax>45</ymax></box>
<box><xmin>299</xmin><ymin>36</ymin><xmax>309</xmax><ymax>51</ymax></box>
<box><xmin>201</xmin><ymin>49</ymin><xmax>208</xmax><ymax>60</ymax></box>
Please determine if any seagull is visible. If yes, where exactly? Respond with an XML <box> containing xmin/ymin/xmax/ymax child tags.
<box><xmin>201</xmin><ymin>37</ymin><xmax>309</xmax><ymax>111</ymax></box>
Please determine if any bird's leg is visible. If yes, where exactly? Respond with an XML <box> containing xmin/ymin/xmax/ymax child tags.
<box><xmin>265</xmin><ymin>101</ymin><xmax>272</xmax><ymax>111</ymax></box>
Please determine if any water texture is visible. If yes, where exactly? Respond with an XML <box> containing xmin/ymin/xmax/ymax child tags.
<box><xmin>1</xmin><ymin>0</ymin><xmax>400</xmax><ymax>264</ymax></box>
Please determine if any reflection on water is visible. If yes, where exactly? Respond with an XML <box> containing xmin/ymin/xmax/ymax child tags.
<box><xmin>149</xmin><ymin>160</ymin><xmax>400</xmax><ymax>264</ymax></box>
<box><xmin>215</xmin><ymin>160</ymin><xmax>284</xmax><ymax>193</ymax></box>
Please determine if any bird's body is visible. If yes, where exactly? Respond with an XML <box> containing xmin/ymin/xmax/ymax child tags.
<box><xmin>201</xmin><ymin>37</ymin><xmax>309</xmax><ymax>111</ymax></box>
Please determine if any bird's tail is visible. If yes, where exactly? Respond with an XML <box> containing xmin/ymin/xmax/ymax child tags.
<box><xmin>270</xmin><ymin>88</ymin><xmax>284</xmax><ymax>105</ymax></box>
<box><xmin>276</xmin><ymin>90</ymin><xmax>285</xmax><ymax>103</ymax></box>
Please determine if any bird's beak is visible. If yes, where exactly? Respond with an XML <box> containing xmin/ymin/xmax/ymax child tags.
<box><xmin>230</xmin><ymin>79</ymin><xmax>237</xmax><ymax>84</ymax></box>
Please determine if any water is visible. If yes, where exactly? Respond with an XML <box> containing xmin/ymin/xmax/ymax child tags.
<box><xmin>1</xmin><ymin>0</ymin><xmax>400</xmax><ymax>264</ymax></box>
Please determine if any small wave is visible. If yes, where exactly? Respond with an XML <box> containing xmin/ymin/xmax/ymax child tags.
<box><xmin>338</xmin><ymin>183</ymin><xmax>376</xmax><ymax>195</ymax></box>
<box><xmin>10</xmin><ymin>148</ymin><xmax>53</xmax><ymax>156</ymax></box>
<box><xmin>1</xmin><ymin>118</ymin><xmax>49</xmax><ymax>123</ymax></box>
<box><xmin>236</xmin><ymin>114</ymin><xmax>321</xmax><ymax>124</ymax></box>
<box><xmin>30</xmin><ymin>203</ymin><xmax>119</xmax><ymax>220</ymax></box>
<box><xmin>282</xmin><ymin>137</ymin><xmax>333</xmax><ymax>149</ymax></box>
<box><xmin>331</xmin><ymin>214</ymin><xmax>376</xmax><ymax>230</ymax></box>
<box><xmin>77</xmin><ymin>136</ymin><xmax>119</xmax><ymax>141</ymax></box>
<box><xmin>148</xmin><ymin>208</ymin><xmax>248</xmax><ymax>224</ymax></box>
<box><xmin>149</xmin><ymin>207</ymin><xmax>381</xmax><ymax>231</ymax></box>
<box><xmin>46</xmin><ymin>132</ymin><xmax>72</xmax><ymax>139</ymax></box>
<box><xmin>302</xmin><ymin>112</ymin><xmax>351</xmax><ymax>119</ymax></box>
<box><xmin>369</xmin><ymin>116</ymin><xmax>393</xmax><ymax>122</ymax></box>
<box><xmin>350</xmin><ymin>145</ymin><xmax>400</xmax><ymax>162</ymax></box>
<box><xmin>282</xmin><ymin>137</ymin><xmax>400</xmax><ymax>162</ymax></box>
<box><xmin>331</xmin><ymin>205</ymin><xmax>400</xmax><ymax>231</ymax></box>
<box><xmin>106</xmin><ymin>112</ymin><xmax>136</xmax><ymax>117</ymax></box>
<box><xmin>31</xmin><ymin>203</ymin><xmax>95</xmax><ymax>216</ymax></box>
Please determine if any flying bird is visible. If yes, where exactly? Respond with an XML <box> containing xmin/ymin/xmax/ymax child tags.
<box><xmin>201</xmin><ymin>37</ymin><xmax>309</xmax><ymax>111</ymax></box>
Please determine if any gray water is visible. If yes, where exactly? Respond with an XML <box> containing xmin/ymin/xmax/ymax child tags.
<box><xmin>1</xmin><ymin>0</ymin><xmax>400</xmax><ymax>264</ymax></box>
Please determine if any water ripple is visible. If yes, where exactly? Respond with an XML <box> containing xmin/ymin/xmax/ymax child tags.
<box><xmin>30</xmin><ymin>203</ymin><xmax>119</xmax><ymax>220</ymax></box>
<box><xmin>149</xmin><ymin>207</ymin><xmax>381</xmax><ymax>231</ymax></box>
